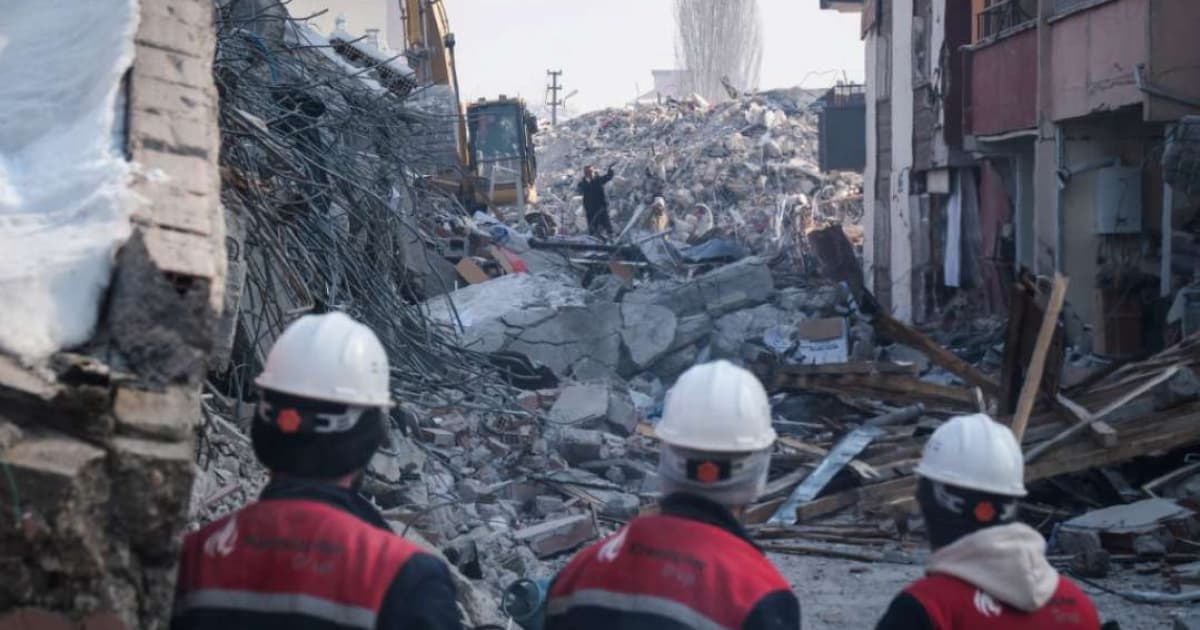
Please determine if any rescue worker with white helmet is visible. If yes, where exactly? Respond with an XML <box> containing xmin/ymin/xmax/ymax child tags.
<box><xmin>172</xmin><ymin>313</ymin><xmax>463</xmax><ymax>630</ymax></box>
<box><xmin>875</xmin><ymin>413</ymin><xmax>1100</xmax><ymax>630</ymax></box>
<box><xmin>546</xmin><ymin>360</ymin><xmax>801</xmax><ymax>630</ymax></box>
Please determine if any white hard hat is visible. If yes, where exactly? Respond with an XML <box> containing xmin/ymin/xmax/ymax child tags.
<box><xmin>255</xmin><ymin>312</ymin><xmax>393</xmax><ymax>407</ymax></box>
<box><xmin>657</xmin><ymin>360</ymin><xmax>776</xmax><ymax>452</ymax></box>
<box><xmin>915</xmin><ymin>413</ymin><xmax>1027</xmax><ymax>497</ymax></box>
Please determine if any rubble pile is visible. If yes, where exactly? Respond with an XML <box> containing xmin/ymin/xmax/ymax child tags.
<box><xmin>535</xmin><ymin>89</ymin><xmax>864</xmax><ymax>260</ymax></box>
<box><xmin>188</xmin><ymin>5</ymin><xmax>1200</xmax><ymax>624</ymax></box>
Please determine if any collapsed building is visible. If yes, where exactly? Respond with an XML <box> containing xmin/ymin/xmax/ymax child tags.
<box><xmin>2</xmin><ymin>0</ymin><xmax>1200</xmax><ymax>628</ymax></box>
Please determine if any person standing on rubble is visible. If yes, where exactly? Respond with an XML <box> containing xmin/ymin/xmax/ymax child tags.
<box><xmin>577</xmin><ymin>164</ymin><xmax>616</xmax><ymax>238</ymax></box>
<box><xmin>874</xmin><ymin>413</ymin><xmax>1101</xmax><ymax>630</ymax></box>
<box><xmin>545</xmin><ymin>360</ymin><xmax>801</xmax><ymax>630</ymax></box>
<box><xmin>171</xmin><ymin>313</ymin><xmax>463</xmax><ymax>630</ymax></box>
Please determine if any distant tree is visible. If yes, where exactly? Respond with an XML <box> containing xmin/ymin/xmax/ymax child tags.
<box><xmin>674</xmin><ymin>0</ymin><xmax>763</xmax><ymax>104</ymax></box>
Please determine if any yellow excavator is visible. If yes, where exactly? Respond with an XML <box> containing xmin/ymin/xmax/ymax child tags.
<box><xmin>402</xmin><ymin>0</ymin><xmax>539</xmax><ymax>213</ymax></box>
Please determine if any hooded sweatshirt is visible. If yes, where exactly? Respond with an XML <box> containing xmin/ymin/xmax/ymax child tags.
<box><xmin>875</xmin><ymin>523</ymin><xmax>1100</xmax><ymax>630</ymax></box>
<box><xmin>927</xmin><ymin>522</ymin><xmax>1058</xmax><ymax>611</ymax></box>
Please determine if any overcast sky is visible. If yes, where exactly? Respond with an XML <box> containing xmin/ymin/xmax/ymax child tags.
<box><xmin>448</xmin><ymin>0</ymin><xmax>865</xmax><ymax>114</ymax></box>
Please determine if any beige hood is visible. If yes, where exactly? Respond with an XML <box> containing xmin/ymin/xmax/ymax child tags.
<box><xmin>926</xmin><ymin>523</ymin><xmax>1060</xmax><ymax>612</ymax></box>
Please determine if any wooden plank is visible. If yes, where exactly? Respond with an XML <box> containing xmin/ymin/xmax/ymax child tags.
<box><xmin>1011</xmin><ymin>273</ymin><xmax>1068</xmax><ymax>440</ymax></box>
<box><xmin>777</xmin><ymin>362</ymin><xmax>920</xmax><ymax>377</ymax></box>
<box><xmin>487</xmin><ymin>245</ymin><xmax>515</xmax><ymax>274</ymax></box>
<box><xmin>780</xmin><ymin>373</ymin><xmax>976</xmax><ymax>406</ymax></box>
<box><xmin>455</xmin><ymin>258</ymin><xmax>490</xmax><ymax>284</ymax></box>
<box><xmin>1056</xmin><ymin>394</ymin><xmax>1118</xmax><ymax>448</ymax></box>
<box><xmin>999</xmin><ymin>281</ymin><xmax>1029</xmax><ymax>415</ymax></box>
<box><xmin>1026</xmin><ymin>366</ymin><xmax>1182</xmax><ymax>462</ymax></box>
<box><xmin>862</xmin><ymin>400</ymin><xmax>1200</xmax><ymax>514</ymax></box>
<box><xmin>872</xmin><ymin>313</ymin><xmax>1000</xmax><ymax>395</ymax></box>
<box><xmin>1026</xmin><ymin>401</ymin><xmax>1200</xmax><ymax>481</ymax></box>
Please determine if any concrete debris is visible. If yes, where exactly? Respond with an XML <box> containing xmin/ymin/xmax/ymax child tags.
<box><xmin>624</xmin><ymin>256</ymin><xmax>775</xmax><ymax>319</ymax></box>
<box><xmin>535</xmin><ymin>92</ymin><xmax>863</xmax><ymax>261</ymax></box>
<box><xmin>548</xmin><ymin>383</ymin><xmax>610</xmax><ymax>428</ymax></box>
<box><xmin>1058</xmin><ymin>499</ymin><xmax>1198</xmax><ymax>556</ymax></box>
<box><xmin>554</xmin><ymin>427</ymin><xmax>609</xmax><ymax>466</ymax></box>
<box><xmin>513</xmin><ymin>514</ymin><xmax>599</xmax><ymax>558</ymax></box>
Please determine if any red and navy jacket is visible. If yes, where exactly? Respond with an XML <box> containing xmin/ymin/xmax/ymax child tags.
<box><xmin>172</xmin><ymin>479</ymin><xmax>463</xmax><ymax>630</ymax></box>
<box><xmin>546</xmin><ymin>493</ymin><xmax>801</xmax><ymax>630</ymax></box>
<box><xmin>875</xmin><ymin>573</ymin><xmax>1101</xmax><ymax>630</ymax></box>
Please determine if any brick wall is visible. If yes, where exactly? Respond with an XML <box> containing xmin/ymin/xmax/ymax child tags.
<box><xmin>0</xmin><ymin>1</ymin><xmax>224</xmax><ymax>627</ymax></box>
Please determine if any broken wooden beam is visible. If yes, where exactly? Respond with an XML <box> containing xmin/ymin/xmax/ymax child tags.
<box><xmin>1011</xmin><ymin>273</ymin><xmax>1069</xmax><ymax>440</ymax></box>
<box><xmin>871</xmin><ymin>313</ymin><xmax>1000</xmax><ymax>396</ymax></box>
<box><xmin>1026</xmin><ymin>365</ymin><xmax>1182</xmax><ymax>463</ymax></box>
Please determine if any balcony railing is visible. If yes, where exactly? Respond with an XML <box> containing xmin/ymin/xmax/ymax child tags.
<box><xmin>977</xmin><ymin>0</ymin><xmax>1035</xmax><ymax>39</ymax></box>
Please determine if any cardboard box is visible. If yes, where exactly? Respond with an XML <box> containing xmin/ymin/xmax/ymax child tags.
<box><xmin>794</xmin><ymin>317</ymin><xmax>849</xmax><ymax>364</ymax></box>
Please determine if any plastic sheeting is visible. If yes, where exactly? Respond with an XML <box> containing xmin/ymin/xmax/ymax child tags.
<box><xmin>0</xmin><ymin>0</ymin><xmax>138</xmax><ymax>360</ymax></box>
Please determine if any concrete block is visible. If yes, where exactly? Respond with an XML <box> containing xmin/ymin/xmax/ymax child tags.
<box><xmin>618</xmin><ymin>304</ymin><xmax>677</xmax><ymax>371</ymax></box>
<box><xmin>0</xmin><ymin>433</ymin><xmax>111</xmax><ymax>584</ymax></box>
<box><xmin>605</xmin><ymin>384</ymin><xmax>638</xmax><ymax>436</ymax></box>
<box><xmin>136</xmin><ymin>8</ymin><xmax>215</xmax><ymax>57</ymax></box>
<box><xmin>548</xmin><ymin>383</ymin><xmax>609</xmax><ymax>429</ymax></box>
<box><xmin>108</xmin><ymin>437</ymin><xmax>194</xmax><ymax>558</ymax></box>
<box><xmin>555</xmin><ymin>428</ymin><xmax>606</xmax><ymax>465</ymax></box>
<box><xmin>1060</xmin><ymin>498</ymin><xmax>1198</xmax><ymax>555</ymax></box>
<box><xmin>131</xmin><ymin>45</ymin><xmax>215</xmax><ymax>90</ymax></box>
<box><xmin>513</xmin><ymin>514</ymin><xmax>598</xmax><ymax>558</ymax></box>
<box><xmin>112</xmin><ymin>386</ymin><xmax>198</xmax><ymax>441</ymax></box>
<box><xmin>600</xmin><ymin>493</ymin><xmax>641</xmax><ymax>520</ymax></box>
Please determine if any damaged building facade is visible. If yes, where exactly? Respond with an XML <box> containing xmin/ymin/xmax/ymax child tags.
<box><xmin>825</xmin><ymin>0</ymin><xmax>1200</xmax><ymax>353</ymax></box>
<box><xmin>0</xmin><ymin>0</ymin><xmax>225</xmax><ymax>626</ymax></box>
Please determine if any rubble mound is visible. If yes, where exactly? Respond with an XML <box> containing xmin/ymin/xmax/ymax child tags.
<box><xmin>536</xmin><ymin>89</ymin><xmax>863</xmax><ymax>257</ymax></box>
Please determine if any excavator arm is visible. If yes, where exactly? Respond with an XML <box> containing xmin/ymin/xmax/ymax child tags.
<box><xmin>399</xmin><ymin>1</ymin><xmax>537</xmax><ymax>210</ymax></box>
<box><xmin>402</xmin><ymin>0</ymin><xmax>467</xmax><ymax>165</ymax></box>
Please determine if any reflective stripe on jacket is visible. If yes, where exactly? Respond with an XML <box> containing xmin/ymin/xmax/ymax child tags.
<box><xmin>546</xmin><ymin>493</ymin><xmax>800</xmax><ymax>630</ymax></box>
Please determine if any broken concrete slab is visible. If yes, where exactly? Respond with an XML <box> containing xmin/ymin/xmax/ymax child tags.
<box><xmin>777</xmin><ymin>285</ymin><xmax>840</xmax><ymax>316</ymax></box>
<box><xmin>713</xmin><ymin>304</ymin><xmax>800</xmax><ymax>359</ymax></box>
<box><xmin>618</xmin><ymin>304</ymin><xmax>677</xmax><ymax>371</ymax></box>
<box><xmin>624</xmin><ymin>256</ymin><xmax>774</xmax><ymax>319</ymax></box>
<box><xmin>422</xmin><ymin>272</ymin><xmax>586</xmax><ymax>330</ymax></box>
<box><xmin>1059</xmin><ymin>498</ymin><xmax>1199</xmax><ymax>555</ymax></box>
<box><xmin>554</xmin><ymin>428</ymin><xmax>607</xmax><ymax>465</ymax></box>
<box><xmin>670</xmin><ymin>313</ymin><xmax>714</xmax><ymax>351</ymax></box>
<box><xmin>649</xmin><ymin>343</ymin><xmax>703</xmax><ymax>381</ymax></box>
<box><xmin>599</xmin><ymin>493</ymin><xmax>642</xmax><ymax>520</ymax></box>
<box><xmin>548</xmin><ymin>383</ymin><xmax>610</xmax><ymax>428</ymax></box>
<box><xmin>605</xmin><ymin>384</ymin><xmax>638</xmax><ymax>436</ymax></box>
<box><xmin>467</xmin><ymin>304</ymin><xmax>624</xmax><ymax>379</ymax></box>
<box><xmin>513</xmin><ymin>513</ymin><xmax>598</xmax><ymax>558</ymax></box>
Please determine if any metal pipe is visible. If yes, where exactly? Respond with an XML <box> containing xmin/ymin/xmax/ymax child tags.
<box><xmin>1054</xmin><ymin>126</ymin><xmax>1065</xmax><ymax>273</ymax></box>
<box><xmin>1134</xmin><ymin>63</ymin><xmax>1200</xmax><ymax>109</ymax></box>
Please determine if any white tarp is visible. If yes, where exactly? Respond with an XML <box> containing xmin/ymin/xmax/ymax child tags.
<box><xmin>0</xmin><ymin>0</ymin><xmax>139</xmax><ymax>360</ymax></box>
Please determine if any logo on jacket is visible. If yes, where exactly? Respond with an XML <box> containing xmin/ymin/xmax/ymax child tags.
<box><xmin>973</xmin><ymin>590</ymin><xmax>1002</xmax><ymax>618</ymax></box>
<box><xmin>597</xmin><ymin>527</ymin><xmax>628</xmax><ymax>563</ymax></box>
<box><xmin>204</xmin><ymin>516</ymin><xmax>238</xmax><ymax>558</ymax></box>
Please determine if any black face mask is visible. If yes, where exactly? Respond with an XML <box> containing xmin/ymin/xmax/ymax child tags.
<box><xmin>916</xmin><ymin>478</ymin><xmax>1019</xmax><ymax>549</ymax></box>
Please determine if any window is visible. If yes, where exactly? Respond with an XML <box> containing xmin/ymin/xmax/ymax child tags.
<box><xmin>977</xmin><ymin>0</ymin><xmax>1035</xmax><ymax>39</ymax></box>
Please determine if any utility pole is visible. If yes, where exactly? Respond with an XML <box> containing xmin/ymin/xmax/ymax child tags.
<box><xmin>545</xmin><ymin>69</ymin><xmax>563</xmax><ymax>126</ymax></box>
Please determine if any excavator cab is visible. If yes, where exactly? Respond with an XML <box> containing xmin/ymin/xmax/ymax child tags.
<box><xmin>465</xmin><ymin>98</ymin><xmax>538</xmax><ymax>210</ymax></box>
